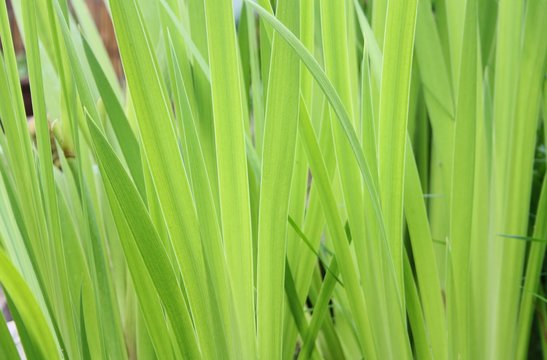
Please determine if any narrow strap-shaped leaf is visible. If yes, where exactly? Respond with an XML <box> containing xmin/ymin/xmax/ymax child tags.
<box><xmin>21</xmin><ymin>0</ymin><xmax>62</xmax><ymax>247</ymax></box>
<box><xmin>288</xmin><ymin>216</ymin><xmax>343</xmax><ymax>285</ymax></box>
<box><xmin>282</xmin><ymin>0</ymin><xmax>315</xmax><ymax>353</ymax></box>
<box><xmin>0</xmin><ymin>315</ymin><xmax>19</xmax><ymax>359</ymax></box>
<box><xmin>516</xmin><ymin>175</ymin><xmax>547</xmax><ymax>357</ymax></box>
<box><xmin>403</xmin><ymin>252</ymin><xmax>433</xmax><ymax>360</ymax></box>
<box><xmin>283</xmin><ymin>260</ymin><xmax>311</xmax><ymax>347</ymax></box>
<box><xmin>377</xmin><ymin>0</ymin><xmax>418</xmax><ymax>300</ymax></box>
<box><xmin>492</xmin><ymin>0</ymin><xmax>522</xmax><ymax>194</ymax></box>
<box><xmin>80</xmin><ymin>174</ymin><xmax>129</xmax><ymax>360</ymax></box>
<box><xmin>256</xmin><ymin>0</ymin><xmax>300</xmax><ymax>357</ymax></box>
<box><xmin>245</xmin><ymin>0</ymin><xmax>387</xmax><ymax>253</ymax></box>
<box><xmin>416</xmin><ymin>0</ymin><xmax>454</xmax><ymax>117</ymax></box>
<box><xmin>85</xmin><ymin>116</ymin><xmax>200</xmax><ymax>359</ymax></box>
<box><xmin>298</xmin><ymin>221</ymin><xmax>357</xmax><ymax>360</ymax></box>
<box><xmin>446</xmin><ymin>0</ymin><xmax>478</xmax><ymax>356</ymax></box>
<box><xmin>0</xmin><ymin>250</ymin><xmax>59</xmax><ymax>359</ymax></box>
<box><xmin>298</xmin><ymin>220</ymin><xmax>353</xmax><ymax>360</ymax></box>
<box><xmin>203</xmin><ymin>0</ymin><xmax>256</xmax><ymax>356</ymax></box>
<box><xmin>108</xmin><ymin>0</ymin><xmax>221</xmax><ymax>357</ymax></box>
<box><xmin>0</xmin><ymin>0</ymin><xmax>51</xmax><ymax>288</ymax></box>
<box><xmin>20</xmin><ymin>5</ymin><xmax>85</xmax><ymax>357</ymax></box>
<box><xmin>166</xmin><ymin>31</ymin><xmax>236</xmax><ymax>357</ymax></box>
<box><xmin>78</xmin><ymin>290</ymin><xmax>91</xmax><ymax>360</ymax></box>
<box><xmin>104</xmin><ymin>182</ymin><xmax>175</xmax><ymax>360</ymax></box>
<box><xmin>404</xmin><ymin>138</ymin><xmax>447</xmax><ymax>360</ymax></box>
<box><xmin>70</xmin><ymin>0</ymin><xmax>121</xmax><ymax>95</ymax></box>
<box><xmin>244</xmin><ymin>2</ymin><xmax>265</xmax><ymax>155</ymax></box>
<box><xmin>540</xmin><ymin>297</ymin><xmax>547</xmax><ymax>357</ymax></box>
<box><xmin>182</xmin><ymin>0</ymin><xmax>221</xmax><ymax>207</ymax></box>
<box><xmin>490</xmin><ymin>0</ymin><xmax>547</xmax><ymax>356</ymax></box>
<box><xmin>319</xmin><ymin>2</ymin><xmax>383</xmax><ymax>355</ymax></box>
<box><xmin>158</xmin><ymin>0</ymin><xmax>210</xmax><ymax>81</ymax></box>
<box><xmin>372</xmin><ymin>0</ymin><xmax>387</xmax><ymax>47</ymax></box>
<box><xmin>297</xmin><ymin>100</ymin><xmax>376</xmax><ymax>358</ymax></box>
<box><xmin>6</xmin><ymin>292</ymin><xmax>45</xmax><ymax>360</ymax></box>
<box><xmin>298</xmin><ymin>258</ymin><xmax>339</xmax><ymax>360</ymax></box>
<box><xmin>352</xmin><ymin>0</ymin><xmax>381</xmax><ymax>82</ymax></box>
<box><xmin>80</xmin><ymin>36</ymin><xmax>145</xmax><ymax>198</ymax></box>
<box><xmin>414</xmin><ymin>0</ymin><xmax>454</xmax><ymax>118</ymax></box>
<box><xmin>51</xmin><ymin>2</ymin><xmax>101</xmax><ymax>136</ymax></box>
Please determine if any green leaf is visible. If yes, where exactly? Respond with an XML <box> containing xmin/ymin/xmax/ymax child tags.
<box><xmin>404</xmin><ymin>138</ymin><xmax>447</xmax><ymax>360</ymax></box>
<box><xmin>516</xmin><ymin>175</ymin><xmax>547</xmax><ymax>357</ymax></box>
<box><xmin>165</xmin><ymin>30</ymin><xmax>236</xmax><ymax>358</ymax></box>
<box><xmin>446</xmin><ymin>0</ymin><xmax>478</xmax><ymax>357</ymax></box>
<box><xmin>202</xmin><ymin>0</ymin><xmax>256</xmax><ymax>357</ymax></box>
<box><xmin>297</xmin><ymin>100</ymin><xmax>376</xmax><ymax>358</ymax></box>
<box><xmin>85</xmin><ymin>115</ymin><xmax>200</xmax><ymax>359</ymax></box>
<box><xmin>0</xmin><ymin>314</ymin><xmax>20</xmax><ymax>360</ymax></box>
<box><xmin>245</xmin><ymin>0</ymin><xmax>386</xmax><ymax>249</ymax></box>
<box><xmin>377</xmin><ymin>0</ymin><xmax>418</xmax><ymax>300</ymax></box>
<box><xmin>80</xmin><ymin>35</ymin><xmax>145</xmax><ymax>198</ymax></box>
<box><xmin>0</xmin><ymin>250</ymin><xmax>59</xmax><ymax>359</ymax></box>
<box><xmin>108</xmin><ymin>0</ymin><xmax>222</xmax><ymax>357</ymax></box>
<box><xmin>256</xmin><ymin>0</ymin><xmax>300</xmax><ymax>358</ymax></box>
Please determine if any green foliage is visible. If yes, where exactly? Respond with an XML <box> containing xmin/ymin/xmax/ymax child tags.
<box><xmin>0</xmin><ymin>0</ymin><xmax>545</xmax><ymax>358</ymax></box>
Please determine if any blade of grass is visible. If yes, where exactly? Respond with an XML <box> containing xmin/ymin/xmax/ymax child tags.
<box><xmin>202</xmin><ymin>0</ymin><xmax>256</xmax><ymax>356</ymax></box>
<box><xmin>256</xmin><ymin>0</ymin><xmax>300</xmax><ymax>358</ymax></box>
<box><xmin>244</xmin><ymin>3</ymin><xmax>265</xmax><ymax>154</ymax></box>
<box><xmin>70</xmin><ymin>0</ymin><xmax>121</xmax><ymax>95</ymax></box>
<box><xmin>6</xmin><ymin>292</ymin><xmax>45</xmax><ymax>360</ymax></box>
<box><xmin>283</xmin><ymin>260</ymin><xmax>311</xmax><ymax>351</ymax></box>
<box><xmin>0</xmin><ymin>249</ymin><xmax>59</xmax><ymax>359</ymax></box>
<box><xmin>403</xmin><ymin>251</ymin><xmax>433</xmax><ymax>360</ymax></box>
<box><xmin>414</xmin><ymin>0</ymin><xmax>454</xmax><ymax>119</ymax></box>
<box><xmin>184</xmin><ymin>0</ymin><xmax>220</xmax><ymax>211</ymax></box>
<box><xmin>288</xmin><ymin>216</ymin><xmax>343</xmax><ymax>285</ymax></box>
<box><xmin>104</xmin><ymin>182</ymin><xmax>175</xmax><ymax>360</ymax></box>
<box><xmin>492</xmin><ymin>0</ymin><xmax>522</xmax><ymax>199</ymax></box>
<box><xmin>20</xmin><ymin>3</ymin><xmax>83</xmax><ymax>356</ymax></box>
<box><xmin>157</xmin><ymin>0</ymin><xmax>210</xmax><ymax>81</ymax></box>
<box><xmin>165</xmin><ymin>31</ymin><xmax>238</xmax><ymax>358</ymax></box>
<box><xmin>490</xmin><ymin>0</ymin><xmax>547</xmax><ymax>356</ymax></box>
<box><xmin>78</xmin><ymin>290</ymin><xmax>91</xmax><ymax>360</ymax></box>
<box><xmin>80</xmin><ymin>35</ymin><xmax>145</xmax><ymax>197</ymax></box>
<box><xmin>245</xmin><ymin>0</ymin><xmax>387</xmax><ymax>260</ymax></box>
<box><xmin>282</xmin><ymin>0</ymin><xmax>315</xmax><ymax>353</ymax></box>
<box><xmin>298</xmin><ymin>220</ymin><xmax>357</xmax><ymax>360</ymax></box>
<box><xmin>85</xmin><ymin>116</ymin><xmax>200</xmax><ymax>359</ymax></box>
<box><xmin>0</xmin><ymin>0</ymin><xmax>52</xmax><ymax>295</ymax></box>
<box><xmin>108</xmin><ymin>0</ymin><xmax>223</xmax><ymax>357</ymax></box>
<box><xmin>446</xmin><ymin>0</ymin><xmax>478</xmax><ymax>357</ymax></box>
<box><xmin>318</xmin><ymin>2</ymin><xmax>382</xmax><ymax>356</ymax></box>
<box><xmin>297</xmin><ymin>99</ymin><xmax>376</xmax><ymax>358</ymax></box>
<box><xmin>299</xmin><ymin>258</ymin><xmax>339</xmax><ymax>360</ymax></box>
<box><xmin>352</xmin><ymin>0</ymin><xmax>381</xmax><ymax>84</ymax></box>
<box><xmin>0</xmin><ymin>314</ymin><xmax>19</xmax><ymax>359</ymax></box>
<box><xmin>377</xmin><ymin>0</ymin><xmax>418</xmax><ymax>299</ymax></box>
<box><xmin>404</xmin><ymin>138</ymin><xmax>447</xmax><ymax>360</ymax></box>
<box><xmin>516</xmin><ymin>175</ymin><xmax>547</xmax><ymax>357</ymax></box>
